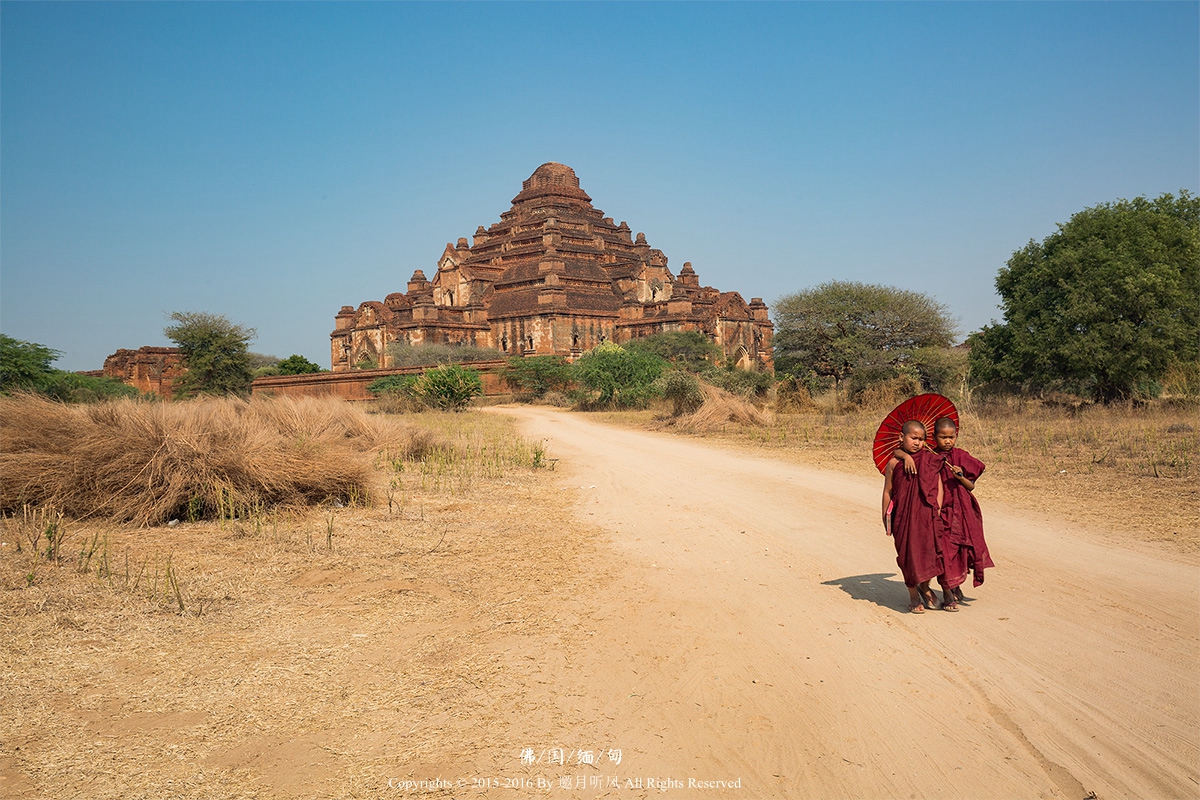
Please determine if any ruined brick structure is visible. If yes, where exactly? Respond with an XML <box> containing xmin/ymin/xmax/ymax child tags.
<box><xmin>102</xmin><ymin>346</ymin><xmax>185</xmax><ymax>399</ymax></box>
<box><xmin>332</xmin><ymin>163</ymin><xmax>773</xmax><ymax>371</ymax></box>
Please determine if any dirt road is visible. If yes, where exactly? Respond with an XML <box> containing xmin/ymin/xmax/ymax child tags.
<box><xmin>498</xmin><ymin>407</ymin><xmax>1199</xmax><ymax>800</ymax></box>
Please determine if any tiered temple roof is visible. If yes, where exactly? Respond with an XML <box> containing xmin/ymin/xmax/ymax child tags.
<box><xmin>331</xmin><ymin>163</ymin><xmax>772</xmax><ymax>370</ymax></box>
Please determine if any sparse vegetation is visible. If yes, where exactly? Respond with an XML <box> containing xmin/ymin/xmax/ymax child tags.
<box><xmin>385</xmin><ymin>341</ymin><xmax>500</xmax><ymax>367</ymax></box>
<box><xmin>0</xmin><ymin>397</ymin><xmax>582</xmax><ymax>799</ymax></box>
<box><xmin>369</xmin><ymin>365</ymin><xmax>483</xmax><ymax>411</ymax></box>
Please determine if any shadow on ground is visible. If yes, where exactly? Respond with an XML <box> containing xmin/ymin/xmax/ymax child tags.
<box><xmin>823</xmin><ymin>573</ymin><xmax>976</xmax><ymax>612</ymax></box>
<box><xmin>821</xmin><ymin>573</ymin><xmax>910</xmax><ymax>612</ymax></box>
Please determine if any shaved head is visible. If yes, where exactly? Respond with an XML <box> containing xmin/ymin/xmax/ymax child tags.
<box><xmin>935</xmin><ymin>416</ymin><xmax>958</xmax><ymax>433</ymax></box>
<box><xmin>901</xmin><ymin>420</ymin><xmax>926</xmax><ymax>436</ymax></box>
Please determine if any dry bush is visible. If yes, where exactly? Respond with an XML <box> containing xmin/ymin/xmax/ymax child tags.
<box><xmin>844</xmin><ymin>374</ymin><xmax>923</xmax><ymax>412</ymax></box>
<box><xmin>776</xmin><ymin>380</ymin><xmax>817</xmax><ymax>412</ymax></box>
<box><xmin>0</xmin><ymin>394</ymin><xmax>439</xmax><ymax>526</ymax></box>
<box><xmin>673</xmin><ymin>383</ymin><xmax>771</xmax><ymax>433</ymax></box>
<box><xmin>538</xmin><ymin>391</ymin><xmax>572</xmax><ymax>407</ymax></box>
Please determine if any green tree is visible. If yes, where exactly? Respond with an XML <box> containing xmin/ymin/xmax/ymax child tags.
<box><xmin>501</xmin><ymin>355</ymin><xmax>574</xmax><ymax>399</ymax></box>
<box><xmin>40</xmin><ymin>371</ymin><xmax>139</xmax><ymax>403</ymax></box>
<box><xmin>276</xmin><ymin>354</ymin><xmax>323</xmax><ymax>375</ymax></box>
<box><xmin>0</xmin><ymin>335</ymin><xmax>139</xmax><ymax>401</ymax></box>
<box><xmin>413</xmin><ymin>364</ymin><xmax>483</xmax><ymax>411</ymax></box>
<box><xmin>969</xmin><ymin>192</ymin><xmax>1199</xmax><ymax>402</ymax></box>
<box><xmin>0</xmin><ymin>335</ymin><xmax>61</xmax><ymax>392</ymax></box>
<box><xmin>773</xmin><ymin>282</ymin><xmax>956</xmax><ymax>392</ymax></box>
<box><xmin>573</xmin><ymin>342</ymin><xmax>666</xmax><ymax>408</ymax></box>
<box><xmin>164</xmin><ymin>312</ymin><xmax>257</xmax><ymax>398</ymax></box>
<box><xmin>368</xmin><ymin>374</ymin><xmax>421</xmax><ymax>397</ymax></box>
<box><xmin>626</xmin><ymin>331</ymin><xmax>721</xmax><ymax>372</ymax></box>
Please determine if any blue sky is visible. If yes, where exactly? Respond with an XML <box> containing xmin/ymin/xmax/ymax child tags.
<box><xmin>2</xmin><ymin>1</ymin><xmax>1196</xmax><ymax>371</ymax></box>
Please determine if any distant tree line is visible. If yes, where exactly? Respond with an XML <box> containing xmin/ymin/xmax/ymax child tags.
<box><xmin>367</xmin><ymin>330</ymin><xmax>773</xmax><ymax>413</ymax></box>
<box><xmin>770</xmin><ymin>190</ymin><xmax>1198</xmax><ymax>405</ymax></box>
<box><xmin>10</xmin><ymin>190</ymin><xmax>1192</xmax><ymax>409</ymax></box>
<box><xmin>0</xmin><ymin>335</ymin><xmax>139</xmax><ymax>402</ymax></box>
<box><xmin>1</xmin><ymin>311</ymin><xmax>325</xmax><ymax>403</ymax></box>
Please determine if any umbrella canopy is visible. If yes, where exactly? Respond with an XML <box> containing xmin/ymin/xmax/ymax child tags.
<box><xmin>872</xmin><ymin>393</ymin><xmax>959</xmax><ymax>473</ymax></box>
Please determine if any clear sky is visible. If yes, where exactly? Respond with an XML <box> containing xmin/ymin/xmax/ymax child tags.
<box><xmin>2</xmin><ymin>1</ymin><xmax>1196</xmax><ymax>371</ymax></box>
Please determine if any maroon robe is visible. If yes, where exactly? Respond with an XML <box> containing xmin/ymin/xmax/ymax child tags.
<box><xmin>888</xmin><ymin>452</ymin><xmax>944</xmax><ymax>588</ymax></box>
<box><xmin>936</xmin><ymin>447</ymin><xmax>995</xmax><ymax>588</ymax></box>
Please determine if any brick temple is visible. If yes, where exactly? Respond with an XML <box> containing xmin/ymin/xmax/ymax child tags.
<box><xmin>331</xmin><ymin>163</ymin><xmax>773</xmax><ymax>371</ymax></box>
<box><xmin>99</xmin><ymin>346</ymin><xmax>184</xmax><ymax>399</ymax></box>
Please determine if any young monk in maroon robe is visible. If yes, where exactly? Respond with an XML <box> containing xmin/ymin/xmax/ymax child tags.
<box><xmin>881</xmin><ymin>421</ymin><xmax>944</xmax><ymax>613</ymax></box>
<box><xmin>896</xmin><ymin>417</ymin><xmax>995</xmax><ymax>609</ymax></box>
<box><xmin>932</xmin><ymin>417</ymin><xmax>994</xmax><ymax>598</ymax></box>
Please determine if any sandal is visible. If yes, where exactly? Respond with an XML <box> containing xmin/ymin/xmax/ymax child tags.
<box><xmin>908</xmin><ymin>601</ymin><xmax>926</xmax><ymax>614</ymax></box>
<box><xmin>943</xmin><ymin>598</ymin><xmax>960</xmax><ymax>612</ymax></box>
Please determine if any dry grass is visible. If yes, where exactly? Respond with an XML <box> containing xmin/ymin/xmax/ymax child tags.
<box><xmin>0</xmin><ymin>394</ymin><xmax>439</xmax><ymax>527</ymax></box>
<box><xmin>666</xmin><ymin>384</ymin><xmax>771</xmax><ymax>433</ymax></box>
<box><xmin>0</xmin><ymin>407</ymin><xmax>603</xmax><ymax>799</ymax></box>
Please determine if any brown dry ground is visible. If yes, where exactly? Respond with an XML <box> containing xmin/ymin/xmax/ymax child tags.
<box><xmin>2</xmin><ymin>402</ymin><xmax>1197</xmax><ymax>800</ymax></box>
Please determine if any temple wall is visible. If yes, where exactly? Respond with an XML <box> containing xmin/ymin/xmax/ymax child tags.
<box><xmin>252</xmin><ymin>360</ymin><xmax>511</xmax><ymax>401</ymax></box>
<box><xmin>103</xmin><ymin>347</ymin><xmax>185</xmax><ymax>399</ymax></box>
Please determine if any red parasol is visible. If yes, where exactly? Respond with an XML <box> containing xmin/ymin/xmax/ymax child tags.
<box><xmin>872</xmin><ymin>393</ymin><xmax>959</xmax><ymax>473</ymax></box>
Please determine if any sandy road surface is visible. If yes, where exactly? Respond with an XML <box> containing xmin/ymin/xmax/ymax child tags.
<box><xmin>498</xmin><ymin>406</ymin><xmax>1199</xmax><ymax>800</ymax></box>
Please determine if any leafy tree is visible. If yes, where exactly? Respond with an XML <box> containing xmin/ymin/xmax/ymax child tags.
<box><xmin>0</xmin><ymin>335</ymin><xmax>61</xmax><ymax>392</ymax></box>
<box><xmin>40</xmin><ymin>371</ymin><xmax>139</xmax><ymax>403</ymax></box>
<box><xmin>368</xmin><ymin>374</ymin><xmax>421</xmax><ymax>397</ymax></box>
<box><xmin>502</xmin><ymin>355</ymin><xmax>574</xmax><ymax>399</ymax></box>
<box><xmin>969</xmin><ymin>192</ymin><xmax>1199</xmax><ymax>402</ymax></box>
<box><xmin>773</xmin><ymin>281</ymin><xmax>955</xmax><ymax>392</ymax></box>
<box><xmin>164</xmin><ymin>312</ymin><xmax>256</xmax><ymax>398</ymax></box>
<box><xmin>626</xmin><ymin>331</ymin><xmax>721</xmax><ymax>372</ymax></box>
<box><xmin>573</xmin><ymin>342</ymin><xmax>666</xmax><ymax>408</ymax></box>
<box><xmin>0</xmin><ymin>335</ymin><xmax>138</xmax><ymax>401</ymax></box>
<box><xmin>276</xmin><ymin>354</ymin><xmax>323</xmax><ymax>375</ymax></box>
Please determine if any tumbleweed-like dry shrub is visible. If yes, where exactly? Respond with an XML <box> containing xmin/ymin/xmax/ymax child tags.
<box><xmin>673</xmin><ymin>383</ymin><xmax>771</xmax><ymax>432</ymax></box>
<box><xmin>0</xmin><ymin>393</ymin><xmax>440</xmax><ymax>526</ymax></box>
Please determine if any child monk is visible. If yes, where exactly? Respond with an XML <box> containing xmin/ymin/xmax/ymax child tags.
<box><xmin>896</xmin><ymin>417</ymin><xmax>994</xmax><ymax>607</ymax></box>
<box><xmin>881</xmin><ymin>421</ymin><xmax>944</xmax><ymax>613</ymax></box>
